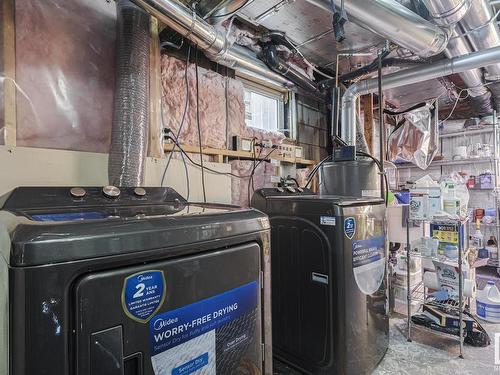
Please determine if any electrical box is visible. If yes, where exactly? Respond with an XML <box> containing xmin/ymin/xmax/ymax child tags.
<box><xmin>232</xmin><ymin>136</ymin><xmax>254</xmax><ymax>152</ymax></box>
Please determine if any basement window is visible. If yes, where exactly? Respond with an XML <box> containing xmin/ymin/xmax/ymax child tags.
<box><xmin>243</xmin><ymin>85</ymin><xmax>285</xmax><ymax>133</ymax></box>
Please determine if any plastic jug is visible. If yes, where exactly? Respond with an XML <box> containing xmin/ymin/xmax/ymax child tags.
<box><xmin>476</xmin><ymin>281</ymin><xmax>500</xmax><ymax>323</ymax></box>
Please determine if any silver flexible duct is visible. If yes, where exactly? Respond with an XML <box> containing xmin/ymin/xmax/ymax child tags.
<box><xmin>304</xmin><ymin>0</ymin><xmax>450</xmax><ymax>57</ymax></box>
<box><xmin>131</xmin><ymin>0</ymin><xmax>296</xmax><ymax>89</ymax></box>
<box><xmin>341</xmin><ymin>46</ymin><xmax>500</xmax><ymax>145</ymax></box>
<box><xmin>109</xmin><ymin>0</ymin><xmax>151</xmax><ymax>187</ymax></box>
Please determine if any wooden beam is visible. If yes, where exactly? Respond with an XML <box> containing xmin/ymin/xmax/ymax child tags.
<box><xmin>164</xmin><ymin>143</ymin><xmax>317</xmax><ymax>166</ymax></box>
<box><xmin>361</xmin><ymin>94</ymin><xmax>374</xmax><ymax>153</ymax></box>
<box><xmin>148</xmin><ymin>16</ymin><xmax>163</xmax><ymax>158</ymax></box>
<box><xmin>2</xmin><ymin>0</ymin><xmax>16</xmax><ymax>146</ymax></box>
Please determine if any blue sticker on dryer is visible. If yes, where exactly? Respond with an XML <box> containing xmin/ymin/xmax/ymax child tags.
<box><xmin>149</xmin><ymin>281</ymin><xmax>259</xmax><ymax>375</ymax></box>
<box><xmin>122</xmin><ymin>270</ymin><xmax>166</xmax><ymax>323</ymax></box>
<box><xmin>344</xmin><ymin>217</ymin><xmax>356</xmax><ymax>239</ymax></box>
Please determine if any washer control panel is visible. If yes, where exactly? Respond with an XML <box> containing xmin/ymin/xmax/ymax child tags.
<box><xmin>256</xmin><ymin>187</ymin><xmax>315</xmax><ymax>198</ymax></box>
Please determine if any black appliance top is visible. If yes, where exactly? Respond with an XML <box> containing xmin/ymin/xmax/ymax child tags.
<box><xmin>252</xmin><ymin>188</ymin><xmax>384</xmax><ymax>206</ymax></box>
<box><xmin>0</xmin><ymin>187</ymin><xmax>269</xmax><ymax>267</ymax></box>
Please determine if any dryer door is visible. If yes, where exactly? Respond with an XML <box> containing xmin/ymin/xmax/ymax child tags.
<box><xmin>73</xmin><ymin>242</ymin><xmax>262</xmax><ymax>375</ymax></box>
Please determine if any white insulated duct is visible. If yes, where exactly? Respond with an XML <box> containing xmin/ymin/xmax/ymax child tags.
<box><xmin>131</xmin><ymin>0</ymin><xmax>295</xmax><ymax>89</ymax></box>
<box><xmin>304</xmin><ymin>0</ymin><xmax>450</xmax><ymax>57</ymax></box>
<box><xmin>341</xmin><ymin>46</ymin><xmax>500</xmax><ymax>145</ymax></box>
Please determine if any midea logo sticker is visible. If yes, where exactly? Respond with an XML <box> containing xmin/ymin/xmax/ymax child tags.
<box><xmin>344</xmin><ymin>217</ymin><xmax>356</xmax><ymax>239</ymax></box>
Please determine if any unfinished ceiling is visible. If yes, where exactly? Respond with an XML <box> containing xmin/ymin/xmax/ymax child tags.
<box><xmin>238</xmin><ymin>0</ymin><xmax>385</xmax><ymax>67</ymax></box>
<box><xmin>166</xmin><ymin>0</ymin><xmax>500</xmax><ymax>119</ymax></box>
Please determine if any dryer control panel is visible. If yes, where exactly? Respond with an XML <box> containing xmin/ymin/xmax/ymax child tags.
<box><xmin>1</xmin><ymin>187</ymin><xmax>188</xmax><ymax>221</ymax></box>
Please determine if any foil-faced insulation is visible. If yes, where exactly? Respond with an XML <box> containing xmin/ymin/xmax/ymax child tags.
<box><xmin>109</xmin><ymin>0</ymin><xmax>150</xmax><ymax>186</ymax></box>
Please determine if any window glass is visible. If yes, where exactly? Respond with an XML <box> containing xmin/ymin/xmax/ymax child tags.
<box><xmin>244</xmin><ymin>90</ymin><xmax>280</xmax><ymax>132</ymax></box>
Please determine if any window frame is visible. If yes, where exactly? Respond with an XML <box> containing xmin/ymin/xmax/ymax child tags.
<box><xmin>242</xmin><ymin>80</ymin><xmax>286</xmax><ymax>134</ymax></box>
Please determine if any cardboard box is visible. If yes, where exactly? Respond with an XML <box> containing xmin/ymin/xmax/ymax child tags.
<box><xmin>422</xmin><ymin>304</ymin><xmax>474</xmax><ymax>331</ymax></box>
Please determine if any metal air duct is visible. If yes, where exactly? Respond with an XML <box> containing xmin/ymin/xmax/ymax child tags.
<box><xmin>341</xmin><ymin>45</ymin><xmax>500</xmax><ymax>145</ymax></box>
<box><xmin>304</xmin><ymin>0</ymin><xmax>450</xmax><ymax>57</ymax></box>
<box><xmin>419</xmin><ymin>0</ymin><xmax>493</xmax><ymax>114</ymax></box>
<box><xmin>460</xmin><ymin>0</ymin><xmax>500</xmax><ymax>81</ymax></box>
<box><xmin>420</xmin><ymin>0</ymin><xmax>471</xmax><ymax>25</ymax></box>
<box><xmin>109</xmin><ymin>0</ymin><xmax>151</xmax><ymax>187</ymax></box>
<box><xmin>131</xmin><ymin>0</ymin><xmax>303</xmax><ymax>89</ymax></box>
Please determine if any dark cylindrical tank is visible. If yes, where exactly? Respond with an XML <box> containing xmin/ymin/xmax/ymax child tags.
<box><xmin>319</xmin><ymin>160</ymin><xmax>380</xmax><ymax>197</ymax></box>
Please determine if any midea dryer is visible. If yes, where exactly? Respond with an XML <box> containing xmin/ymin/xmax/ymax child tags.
<box><xmin>252</xmin><ymin>189</ymin><xmax>389</xmax><ymax>375</ymax></box>
<box><xmin>0</xmin><ymin>186</ymin><xmax>272</xmax><ymax>375</ymax></box>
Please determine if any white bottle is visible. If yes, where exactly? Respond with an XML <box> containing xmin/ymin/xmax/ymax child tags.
<box><xmin>472</xmin><ymin>219</ymin><xmax>484</xmax><ymax>249</ymax></box>
<box><xmin>477</xmin><ymin>281</ymin><xmax>500</xmax><ymax>323</ymax></box>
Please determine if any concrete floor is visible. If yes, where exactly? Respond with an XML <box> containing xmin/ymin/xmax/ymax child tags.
<box><xmin>274</xmin><ymin>267</ymin><xmax>500</xmax><ymax>374</ymax></box>
<box><xmin>274</xmin><ymin>316</ymin><xmax>498</xmax><ymax>374</ymax></box>
<box><xmin>374</xmin><ymin>317</ymin><xmax>496</xmax><ymax>375</ymax></box>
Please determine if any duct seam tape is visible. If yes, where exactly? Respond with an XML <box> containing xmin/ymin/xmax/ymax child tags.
<box><xmin>423</xmin><ymin>271</ymin><xmax>476</xmax><ymax>297</ymax></box>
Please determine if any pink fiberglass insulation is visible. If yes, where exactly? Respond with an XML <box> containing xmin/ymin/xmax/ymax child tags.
<box><xmin>15</xmin><ymin>0</ymin><xmax>116</xmax><ymax>152</ymax></box>
<box><xmin>161</xmin><ymin>55</ymin><xmax>285</xmax><ymax>150</ymax></box>
<box><xmin>296</xmin><ymin>167</ymin><xmax>313</xmax><ymax>188</ymax></box>
<box><xmin>230</xmin><ymin>160</ymin><xmax>277</xmax><ymax>207</ymax></box>
<box><xmin>161</xmin><ymin>55</ymin><xmax>227</xmax><ymax>149</ymax></box>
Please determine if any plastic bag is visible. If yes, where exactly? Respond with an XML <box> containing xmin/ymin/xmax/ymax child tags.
<box><xmin>388</xmin><ymin>103</ymin><xmax>438</xmax><ymax>170</ymax></box>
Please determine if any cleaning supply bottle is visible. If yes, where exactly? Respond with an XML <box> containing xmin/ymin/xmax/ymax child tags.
<box><xmin>473</xmin><ymin>219</ymin><xmax>487</xmax><ymax>258</ymax></box>
<box><xmin>487</xmin><ymin>236</ymin><xmax>498</xmax><ymax>261</ymax></box>
<box><xmin>477</xmin><ymin>281</ymin><xmax>500</xmax><ymax>323</ymax></box>
<box><xmin>472</xmin><ymin>219</ymin><xmax>484</xmax><ymax>248</ymax></box>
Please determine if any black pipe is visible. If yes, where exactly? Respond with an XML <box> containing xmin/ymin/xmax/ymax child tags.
<box><xmin>319</xmin><ymin>55</ymin><xmax>428</xmax><ymax>90</ymax></box>
<box><xmin>378</xmin><ymin>52</ymin><xmax>386</xmax><ymax>201</ymax></box>
<box><xmin>261</xmin><ymin>45</ymin><xmax>321</xmax><ymax>94</ymax></box>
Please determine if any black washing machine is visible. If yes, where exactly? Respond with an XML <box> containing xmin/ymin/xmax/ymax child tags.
<box><xmin>0</xmin><ymin>186</ymin><xmax>272</xmax><ymax>375</ymax></box>
<box><xmin>252</xmin><ymin>188</ymin><xmax>389</xmax><ymax>375</ymax></box>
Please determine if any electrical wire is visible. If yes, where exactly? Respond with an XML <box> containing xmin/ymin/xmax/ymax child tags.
<box><xmin>440</xmin><ymin>88</ymin><xmax>470</xmax><ymax>125</ymax></box>
<box><xmin>161</xmin><ymin>44</ymin><xmax>192</xmax><ymax>200</ymax></box>
<box><xmin>303</xmin><ymin>154</ymin><xmax>333</xmax><ymax>189</ymax></box>
<box><xmin>248</xmin><ymin>141</ymin><xmax>264</xmax><ymax>204</ymax></box>
<box><xmin>195</xmin><ymin>46</ymin><xmax>207</xmax><ymax>203</ymax></box>
<box><xmin>356</xmin><ymin>151</ymin><xmax>389</xmax><ymax>207</ymax></box>
<box><xmin>450</xmin><ymin>8</ymin><xmax>500</xmax><ymax>40</ymax></box>
<box><xmin>165</xmin><ymin>134</ymin><xmax>276</xmax><ymax>179</ymax></box>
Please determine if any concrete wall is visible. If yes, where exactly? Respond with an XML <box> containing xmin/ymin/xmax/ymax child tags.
<box><xmin>0</xmin><ymin>146</ymin><xmax>231</xmax><ymax>203</ymax></box>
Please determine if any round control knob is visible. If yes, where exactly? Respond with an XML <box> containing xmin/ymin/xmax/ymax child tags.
<box><xmin>277</xmin><ymin>187</ymin><xmax>285</xmax><ymax>193</ymax></box>
<box><xmin>134</xmin><ymin>187</ymin><xmax>146</xmax><ymax>197</ymax></box>
<box><xmin>286</xmin><ymin>186</ymin><xmax>296</xmax><ymax>193</ymax></box>
<box><xmin>103</xmin><ymin>185</ymin><xmax>121</xmax><ymax>198</ymax></box>
<box><xmin>70</xmin><ymin>187</ymin><xmax>86</xmax><ymax>198</ymax></box>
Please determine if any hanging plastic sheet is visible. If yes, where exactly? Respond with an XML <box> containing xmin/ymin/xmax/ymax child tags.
<box><xmin>388</xmin><ymin>102</ymin><xmax>438</xmax><ymax>170</ymax></box>
<box><xmin>11</xmin><ymin>0</ymin><xmax>116</xmax><ymax>152</ymax></box>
